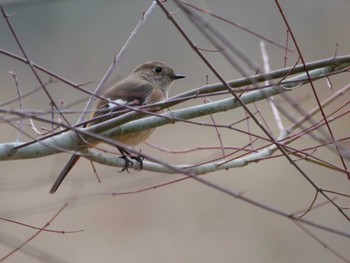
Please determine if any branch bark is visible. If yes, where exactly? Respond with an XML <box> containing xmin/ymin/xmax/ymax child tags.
<box><xmin>0</xmin><ymin>57</ymin><xmax>348</xmax><ymax>169</ymax></box>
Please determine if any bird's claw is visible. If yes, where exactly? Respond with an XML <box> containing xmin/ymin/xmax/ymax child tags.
<box><xmin>118</xmin><ymin>148</ymin><xmax>144</xmax><ymax>172</ymax></box>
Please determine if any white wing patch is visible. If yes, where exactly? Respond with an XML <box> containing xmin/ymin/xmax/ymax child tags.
<box><xmin>108</xmin><ymin>99</ymin><xmax>128</xmax><ymax>109</ymax></box>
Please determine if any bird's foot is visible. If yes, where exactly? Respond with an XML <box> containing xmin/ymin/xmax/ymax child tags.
<box><xmin>118</xmin><ymin>147</ymin><xmax>144</xmax><ymax>172</ymax></box>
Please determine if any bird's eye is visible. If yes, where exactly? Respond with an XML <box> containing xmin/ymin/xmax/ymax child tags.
<box><xmin>153</xmin><ymin>66</ymin><xmax>162</xmax><ymax>73</ymax></box>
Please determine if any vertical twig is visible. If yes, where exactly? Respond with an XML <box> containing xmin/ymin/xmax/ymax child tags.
<box><xmin>9</xmin><ymin>71</ymin><xmax>23</xmax><ymax>142</ymax></box>
<box><xmin>49</xmin><ymin>102</ymin><xmax>54</xmax><ymax>132</ymax></box>
<box><xmin>244</xmin><ymin>111</ymin><xmax>254</xmax><ymax>151</ymax></box>
<box><xmin>260</xmin><ymin>41</ymin><xmax>284</xmax><ymax>133</ymax></box>
<box><xmin>283</xmin><ymin>29</ymin><xmax>290</xmax><ymax>68</ymax></box>
<box><xmin>204</xmin><ymin>97</ymin><xmax>225</xmax><ymax>157</ymax></box>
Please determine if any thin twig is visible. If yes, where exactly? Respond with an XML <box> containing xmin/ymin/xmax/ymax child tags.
<box><xmin>260</xmin><ymin>41</ymin><xmax>284</xmax><ymax>133</ymax></box>
<box><xmin>9</xmin><ymin>71</ymin><xmax>23</xmax><ymax>142</ymax></box>
<box><xmin>204</xmin><ymin>97</ymin><xmax>225</xmax><ymax>157</ymax></box>
<box><xmin>0</xmin><ymin>203</ymin><xmax>79</xmax><ymax>262</ymax></box>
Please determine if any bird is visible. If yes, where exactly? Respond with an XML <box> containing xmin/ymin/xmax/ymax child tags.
<box><xmin>49</xmin><ymin>61</ymin><xmax>185</xmax><ymax>194</ymax></box>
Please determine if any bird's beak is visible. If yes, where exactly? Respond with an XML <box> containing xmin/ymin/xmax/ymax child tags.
<box><xmin>172</xmin><ymin>74</ymin><xmax>186</xmax><ymax>80</ymax></box>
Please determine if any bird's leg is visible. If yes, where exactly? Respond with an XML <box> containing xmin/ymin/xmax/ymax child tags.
<box><xmin>117</xmin><ymin>147</ymin><xmax>144</xmax><ymax>172</ymax></box>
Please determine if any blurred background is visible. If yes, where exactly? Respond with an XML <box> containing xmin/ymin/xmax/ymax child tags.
<box><xmin>0</xmin><ymin>0</ymin><xmax>349</xmax><ymax>262</ymax></box>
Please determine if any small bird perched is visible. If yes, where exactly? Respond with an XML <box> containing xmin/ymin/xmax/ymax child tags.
<box><xmin>49</xmin><ymin>61</ymin><xmax>185</xmax><ymax>194</ymax></box>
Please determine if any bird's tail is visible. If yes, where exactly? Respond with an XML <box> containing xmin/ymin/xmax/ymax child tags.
<box><xmin>49</xmin><ymin>154</ymin><xmax>81</xmax><ymax>194</ymax></box>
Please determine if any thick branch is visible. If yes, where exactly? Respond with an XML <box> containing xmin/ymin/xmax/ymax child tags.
<box><xmin>0</xmin><ymin>62</ymin><xmax>341</xmax><ymax>162</ymax></box>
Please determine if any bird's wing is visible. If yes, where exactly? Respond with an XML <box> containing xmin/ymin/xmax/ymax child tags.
<box><xmin>87</xmin><ymin>80</ymin><xmax>155</xmax><ymax>127</ymax></box>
